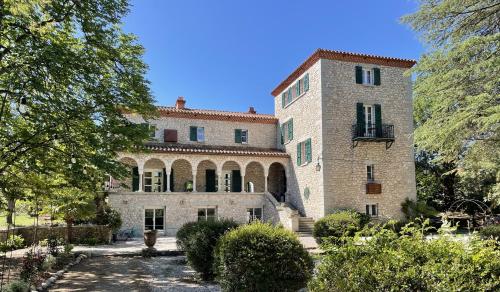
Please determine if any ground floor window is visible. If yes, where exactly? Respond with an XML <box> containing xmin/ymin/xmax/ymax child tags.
<box><xmin>247</xmin><ymin>208</ymin><xmax>262</xmax><ymax>223</ymax></box>
<box><xmin>198</xmin><ymin>207</ymin><xmax>217</xmax><ymax>221</ymax></box>
<box><xmin>366</xmin><ymin>204</ymin><xmax>378</xmax><ymax>217</ymax></box>
<box><xmin>145</xmin><ymin>208</ymin><xmax>164</xmax><ymax>230</ymax></box>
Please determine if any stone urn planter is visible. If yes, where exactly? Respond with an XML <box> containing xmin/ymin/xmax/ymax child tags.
<box><xmin>144</xmin><ymin>230</ymin><xmax>158</xmax><ymax>247</ymax></box>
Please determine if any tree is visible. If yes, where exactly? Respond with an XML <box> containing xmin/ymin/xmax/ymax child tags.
<box><xmin>403</xmin><ymin>0</ymin><xmax>500</xmax><ymax>206</ymax></box>
<box><xmin>0</xmin><ymin>0</ymin><xmax>156</xmax><ymax>183</ymax></box>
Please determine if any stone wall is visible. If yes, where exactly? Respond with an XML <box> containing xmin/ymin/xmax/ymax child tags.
<box><xmin>125</xmin><ymin>114</ymin><xmax>278</xmax><ymax>149</ymax></box>
<box><xmin>274</xmin><ymin>61</ymin><xmax>325</xmax><ymax>219</ymax></box>
<box><xmin>320</xmin><ymin>59</ymin><xmax>416</xmax><ymax>219</ymax></box>
<box><xmin>109</xmin><ymin>192</ymin><xmax>271</xmax><ymax>236</ymax></box>
<box><xmin>0</xmin><ymin>225</ymin><xmax>111</xmax><ymax>245</ymax></box>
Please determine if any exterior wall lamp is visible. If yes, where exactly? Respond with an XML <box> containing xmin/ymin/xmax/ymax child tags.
<box><xmin>315</xmin><ymin>155</ymin><xmax>322</xmax><ymax>172</ymax></box>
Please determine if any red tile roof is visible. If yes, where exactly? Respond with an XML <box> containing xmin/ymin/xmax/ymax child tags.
<box><xmin>156</xmin><ymin>106</ymin><xmax>278</xmax><ymax>124</ymax></box>
<box><xmin>271</xmin><ymin>49</ymin><xmax>417</xmax><ymax>96</ymax></box>
<box><xmin>143</xmin><ymin>142</ymin><xmax>289</xmax><ymax>157</ymax></box>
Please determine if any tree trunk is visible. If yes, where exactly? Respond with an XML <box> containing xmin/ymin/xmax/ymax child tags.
<box><xmin>6</xmin><ymin>198</ymin><xmax>15</xmax><ymax>226</ymax></box>
<box><xmin>66</xmin><ymin>218</ymin><xmax>74</xmax><ymax>244</ymax></box>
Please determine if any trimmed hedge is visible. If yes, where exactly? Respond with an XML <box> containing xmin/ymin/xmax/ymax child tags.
<box><xmin>214</xmin><ymin>222</ymin><xmax>314</xmax><ymax>291</ymax></box>
<box><xmin>309</xmin><ymin>224</ymin><xmax>500</xmax><ymax>292</ymax></box>
<box><xmin>176</xmin><ymin>219</ymin><xmax>238</xmax><ymax>280</ymax></box>
<box><xmin>313</xmin><ymin>209</ymin><xmax>369</xmax><ymax>244</ymax></box>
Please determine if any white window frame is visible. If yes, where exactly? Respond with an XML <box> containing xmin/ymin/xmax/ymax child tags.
<box><xmin>196</xmin><ymin>127</ymin><xmax>205</xmax><ymax>142</ymax></box>
<box><xmin>143</xmin><ymin>169</ymin><xmax>163</xmax><ymax>192</ymax></box>
<box><xmin>367</xmin><ymin>164</ymin><xmax>374</xmax><ymax>182</ymax></box>
<box><xmin>222</xmin><ymin>172</ymin><xmax>231</xmax><ymax>192</ymax></box>
<box><xmin>282</xmin><ymin>119</ymin><xmax>292</xmax><ymax>144</ymax></box>
<box><xmin>366</xmin><ymin>204</ymin><xmax>379</xmax><ymax>217</ymax></box>
<box><xmin>198</xmin><ymin>207</ymin><xmax>217</xmax><ymax>221</ymax></box>
<box><xmin>298</xmin><ymin>139</ymin><xmax>310</xmax><ymax>166</ymax></box>
<box><xmin>247</xmin><ymin>207</ymin><xmax>263</xmax><ymax>223</ymax></box>
<box><xmin>364</xmin><ymin>105</ymin><xmax>376</xmax><ymax>137</ymax></box>
<box><xmin>241</xmin><ymin>129</ymin><xmax>248</xmax><ymax>144</ymax></box>
<box><xmin>144</xmin><ymin>208</ymin><xmax>165</xmax><ymax>231</ymax></box>
<box><xmin>362</xmin><ymin>68</ymin><xmax>374</xmax><ymax>85</ymax></box>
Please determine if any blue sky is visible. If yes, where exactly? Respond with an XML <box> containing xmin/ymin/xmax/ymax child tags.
<box><xmin>123</xmin><ymin>0</ymin><xmax>423</xmax><ymax>114</ymax></box>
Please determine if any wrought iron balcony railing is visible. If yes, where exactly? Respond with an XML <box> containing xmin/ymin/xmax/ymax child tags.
<box><xmin>352</xmin><ymin>123</ymin><xmax>394</xmax><ymax>140</ymax></box>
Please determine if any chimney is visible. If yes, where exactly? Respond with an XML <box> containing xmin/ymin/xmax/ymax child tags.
<box><xmin>175</xmin><ymin>96</ymin><xmax>186</xmax><ymax>109</ymax></box>
<box><xmin>248</xmin><ymin>106</ymin><xmax>256</xmax><ymax>114</ymax></box>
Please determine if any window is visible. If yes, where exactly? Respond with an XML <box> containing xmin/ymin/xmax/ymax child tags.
<box><xmin>223</xmin><ymin>172</ymin><xmax>231</xmax><ymax>192</ymax></box>
<box><xmin>297</xmin><ymin>138</ymin><xmax>312</xmax><ymax>166</ymax></box>
<box><xmin>198</xmin><ymin>208</ymin><xmax>217</xmax><ymax>221</ymax></box>
<box><xmin>363</xmin><ymin>68</ymin><xmax>373</xmax><ymax>85</ymax></box>
<box><xmin>144</xmin><ymin>170</ymin><xmax>163</xmax><ymax>192</ymax></box>
<box><xmin>281</xmin><ymin>73</ymin><xmax>310</xmax><ymax>108</ymax></box>
<box><xmin>281</xmin><ymin>119</ymin><xmax>293</xmax><ymax>144</ymax></box>
<box><xmin>141</xmin><ymin>123</ymin><xmax>156</xmax><ymax>139</ymax></box>
<box><xmin>235</xmin><ymin>129</ymin><xmax>248</xmax><ymax>144</ymax></box>
<box><xmin>145</xmin><ymin>208</ymin><xmax>164</xmax><ymax>230</ymax></box>
<box><xmin>367</xmin><ymin>165</ymin><xmax>374</xmax><ymax>181</ymax></box>
<box><xmin>247</xmin><ymin>208</ymin><xmax>262</xmax><ymax>223</ymax></box>
<box><xmin>364</xmin><ymin>105</ymin><xmax>376</xmax><ymax>137</ymax></box>
<box><xmin>190</xmin><ymin>126</ymin><xmax>205</xmax><ymax>142</ymax></box>
<box><xmin>366</xmin><ymin>204</ymin><xmax>378</xmax><ymax>217</ymax></box>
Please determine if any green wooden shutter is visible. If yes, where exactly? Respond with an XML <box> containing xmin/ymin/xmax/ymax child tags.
<box><xmin>132</xmin><ymin>167</ymin><xmax>139</xmax><ymax>191</ymax></box>
<box><xmin>305</xmin><ymin>138</ymin><xmax>312</xmax><ymax>163</ymax></box>
<box><xmin>281</xmin><ymin>93</ymin><xmax>286</xmax><ymax>108</ymax></box>
<box><xmin>288</xmin><ymin>119</ymin><xmax>293</xmax><ymax>141</ymax></box>
<box><xmin>355</xmin><ymin>66</ymin><xmax>363</xmax><ymax>84</ymax></box>
<box><xmin>190</xmin><ymin>126</ymin><xmax>197</xmax><ymax>141</ymax></box>
<box><xmin>162</xmin><ymin>168</ymin><xmax>167</xmax><ymax>192</ymax></box>
<box><xmin>373</xmin><ymin>68</ymin><xmax>381</xmax><ymax>85</ymax></box>
<box><xmin>296</xmin><ymin>143</ymin><xmax>302</xmax><ymax>165</ymax></box>
<box><xmin>235</xmin><ymin>129</ymin><xmax>242</xmax><ymax>143</ymax></box>
<box><xmin>304</xmin><ymin>74</ymin><xmax>309</xmax><ymax>91</ymax></box>
<box><xmin>356</xmin><ymin>103</ymin><xmax>365</xmax><ymax>136</ymax></box>
<box><xmin>374</xmin><ymin>104</ymin><xmax>382</xmax><ymax>137</ymax></box>
<box><xmin>279</xmin><ymin>125</ymin><xmax>284</xmax><ymax>144</ymax></box>
<box><xmin>287</xmin><ymin>87</ymin><xmax>292</xmax><ymax>101</ymax></box>
<box><xmin>296</xmin><ymin>81</ymin><xmax>300</xmax><ymax>96</ymax></box>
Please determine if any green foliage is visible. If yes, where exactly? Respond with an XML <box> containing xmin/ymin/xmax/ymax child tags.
<box><xmin>176</xmin><ymin>219</ymin><xmax>238</xmax><ymax>280</ymax></box>
<box><xmin>78</xmin><ymin>237</ymin><xmax>100</xmax><ymax>246</ymax></box>
<box><xmin>46</xmin><ymin>234</ymin><xmax>64</xmax><ymax>256</ymax></box>
<box><xmin>0</xmin><ymin>235</ymin><xmax>25</xmax><ymax>252</ymax></box>
<box><xmin>214</xmin><ymin>222</ymin><xmax>314</xmax><ymax>292</ymax></box>
<box><xmin>313</xmin><ymin>210</ymin><xmax>369</xmax><ymax>245</ymax></box>
<box><xmin>402</xmin><ymin>1</ymin><xmax>500</xmax><ymax>207</ymax></box>
<box><xmin>64</xmin><ymin>243</ymin><xmax>74</xmax><ymax>254</ymax></box>
<box><xmin>401</xmin><ymin>198</ymin><xmax>438</xmax><ymax>220</ymax></box>
<box><xmin>94</xmin><ymin>207</ymin><xmax>122</xmax><ymax>232</ymax></box>
<box><xmin>309</xmin><ymin>223</ymin><xmax>500</xmax><ymax>292</ymax></box>
<box><xmin>479</xmin><ymin>224</ymin><xmax>500</xmax><ymax>240</ymax></box>
<box><xmin>20</xmin><ymin>250</ymin><xmax>46</xmax><ymax>284</ymax></box>
<box><xmin>2</xmin><ymin>280</ymin><xmax>30</xmax><ymax>292</ymax></box>
<box><xmin>42</xmin><ymin>254</ymin><xmax>57</xmax><ymax>271</ymax></box>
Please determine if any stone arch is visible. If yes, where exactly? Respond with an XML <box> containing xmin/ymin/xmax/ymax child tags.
<box><xmin>221</xmin><ymin>161</ymin><xmax>242</xmax><ymax>192</ymax></box>
<box><xmin>244</xmin><ymin>161</ymin><xmax>265</xmax><ymax>192</ymax></box>
<box><xmin>143</xmin><ymin>158</ymin><xmax>166</xmax><ymax>192</ymax></box>
<box><xmin>170</xmin><ymin>159</ymin><xmax>193</xmax><ymax>192</ymax></box>
<box><xmin>196</xmin><ymin>160</ymin><xmax>218</xmax><ymax>192</ymax></box>
<box><xmin>117</xmin><ymin>157</ymin><xmax>139</xmax><ymax>191</ymax></box>
<box><xmin>268</xmin><ymin>162</ymin><xmax>287</xmax><ymax>201</ymax></box>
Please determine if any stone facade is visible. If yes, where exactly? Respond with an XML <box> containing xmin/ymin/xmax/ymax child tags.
<box><xmin>109</xmin><ymin>49</ymin><xmax>417</xmax><ymax>235</ymax></box>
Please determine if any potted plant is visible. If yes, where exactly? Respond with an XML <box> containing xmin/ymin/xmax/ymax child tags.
<box><xmin>185</xmin><ymin>180</ymin><xmax>193</xmax><ymax>192</ymax></box>
<box><xmin>144</xmin><ymin>229</ymin><xmax>158</xmax><ymax>247</ymax></box>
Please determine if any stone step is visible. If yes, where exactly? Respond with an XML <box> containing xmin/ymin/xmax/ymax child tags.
<box><xmin>296</xmin><ymin>231</ymin><xmax>313</xmax><ymax>237</ymax></box>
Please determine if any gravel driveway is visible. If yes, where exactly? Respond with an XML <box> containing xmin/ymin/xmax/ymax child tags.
<box><xmin>50</xmin><ymin>255</ymin><xmax>220</xmax><ymax>292</ymax></box>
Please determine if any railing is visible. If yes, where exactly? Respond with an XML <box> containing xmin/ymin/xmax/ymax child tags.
<box><xmin>352</xmin><ymin>123</ymin><xmax>394</xmax><ymax>140</ymax></box>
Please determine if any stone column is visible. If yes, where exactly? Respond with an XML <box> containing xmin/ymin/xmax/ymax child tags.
<box><xmin>217</xmin><ymin>165</ymin><xmax>223</xmax><ymax>192</ymax></box>
<box><xmin>241</xmin><ymin>170</ymin><xmax>246</xmax><ymax>193</ymax></box>
<box><xmin>165</xmin><ymin>170</ymin><xmax>171</xmax><ymax>192</ymax></box>
<box><xmin>191</xmin><ymin>167</ymin><xmax>197</xmax><ymax>192</ymax></box>
<box><xmin>138</xmin><ymin>165</ymin><xmax>144</xmax><ymax>192</ymax></box>
<box><xmin>264</xmin><ymin>167</ymin><xmax>269</xmax><ymax>193</ymax></box>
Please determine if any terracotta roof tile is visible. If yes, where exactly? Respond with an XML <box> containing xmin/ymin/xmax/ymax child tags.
<box><xmin>271</xmin><ymin>49</ymin><xmax>417</xmax><ymax>96</ymax></box>
<box><xmin>156</xmin><ymin>106</ymin><xmax>278</xmax><ymax>124</ymax></box>
<box><xmin>142</xmin><ymin>142</ymin><xmax>289</xmax><ymax>157</ymax></box>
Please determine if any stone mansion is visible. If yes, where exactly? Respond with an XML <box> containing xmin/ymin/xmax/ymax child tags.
<box><xmin>109</xmin><ymin>49</ymin><xmax>417</xmax><ymax>236</ymax></box>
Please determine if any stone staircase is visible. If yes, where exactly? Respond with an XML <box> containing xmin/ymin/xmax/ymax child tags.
<box><xmin>296</xmin><ymin>217</ymin><xmax>315</xmax><ymax>237</ymax></box>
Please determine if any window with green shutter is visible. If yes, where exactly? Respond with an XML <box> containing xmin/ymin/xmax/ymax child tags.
<box><xmin>305</xmin><ymin>138</ymin><xmax>312</xmax><ymax>163</ymax></box>
<box><xmin>355</xmin><ymin>66</ymin><xmax>363</xmax><ymax>84</ymax></box>
<box><xmin>287</xmin><ymin>87</ymin><xmax>292</xmax><ymax>103</ymax></box>
<box><xmin>296</xmin><ymin>143</ymin><xmax>302</xmax><ymax>165</ymax></box>
<box><xmin>373</xmin><ymin>68</ymin><xmax>381</xmax><ymax>85</ymax></box>
<box><xmin>189</xmin><ymin>126</ymin><xmax>197</xmax><ymax>141</ymax></box>
<box><xmin>356</xmin><ymin>103</ymin><xmax>365</xmax><ymax>135</ymax></box>
<box><xmin>280</xmin><ymin>125</ymin><xmax>284</xmax><ymax>145</ymax></box>
<box><xmin>235</xmin><ymin>129</ymin><xmax>242</xmax><ymax>143</ymax></box>
<box><xmin>281</xmin><ymin>93</ymin><xmax>286</xmax><ymax>108</ymax></box>
<box><xmin>296</xmin><ymin>80</ymin><xmax>301</xmax><ymax>96</ymax></box>
<box><xmin>304</xmin><ymin>73</ymin><xmax>309</xmax><ymax>91</ymax></box>
<box><xmin>374</xmin><ymin>104</ymin><xmax>382</xmax><ymax>137</ymax></box>
<box><xmin>288</xmin><ymin>119</ymin><xmax>293</xmax><ymax>141</ymax></box>
<box><xmin>132</xmin><ymin>167</ymin><xmax>139</xmax><ymax>191</ymax></box>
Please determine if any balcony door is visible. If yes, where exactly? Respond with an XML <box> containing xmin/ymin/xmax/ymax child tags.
<box><xmin>363</xmin><ymin>105</ymin><xmax>375</xmax><ymax>137</ymax></box>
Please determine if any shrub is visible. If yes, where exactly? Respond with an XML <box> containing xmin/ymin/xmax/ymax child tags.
<box><xmin>214</xmin><ymin>222</ymin><xmax>314</xmax><ymax>291</ymax></box>
<box><xmin>176</xmin><ymin>219</ymin><xmax>238</xmax><ymax>280</ymax></box>
<box><xmin>479</xmin><ymin>224</ymin><xmax>500</xmax><ymax>240</ymax></box>
<box><xmin>0</xmin><ymin>235</ymin><xmax>25</xmax><ymax>252</ymax></box>
<box><xmin>308</xmin><ymin>224</ymin><xmax>500</xmax><ymax>292</ymax></box>
<box><xmin>20</xmin><ymin>250</ymin><xmax>46</xmax><ymax>284</ymax></box>
<box><xmin>401</xmin><ymin>198</ymin><xmax>438</xmax><ymax>220</ymax></box>
<box><xmin>313</xmin><ymin>210</ymin><xmax>368</xmax><ymax>244</ymax></box>
<box><xmin>42</xmin><ymin>254</ymin><xmax>57</xmax><ymax>271</ymax></box>
<box><xmin>47</xmin><ymin>234</ymin><xmax>64</xmax><ymax>256</ymax></box>
<box><xmin>63</xmin><ymin>243</ymin><xmax>74</xmax><ymax>254</ymax></box>
<box><xmin>78</xmin><ymin>237</ymin><xmax>100</xmax><ymax>246</ymax></box>
<box><xmin>3</xmin><ymin>280</ymin><xmax>30</xmax><ymax>292</ymax></box>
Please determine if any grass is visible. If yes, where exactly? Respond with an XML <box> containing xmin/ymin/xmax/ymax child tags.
<box><xmin>0</xmin><ymin>213</ymin><xmax>63</xmax><ymax>229</ymax></box>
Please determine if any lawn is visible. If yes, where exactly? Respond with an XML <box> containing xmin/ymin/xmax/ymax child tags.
<box><xmin>0</xmin><ymin>213</ymin><xmax>62</xmax><ymax>229</ymax></box>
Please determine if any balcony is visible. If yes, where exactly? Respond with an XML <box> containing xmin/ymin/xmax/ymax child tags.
<box><xmin>351</xmin><ymin>123</ymin><xmax>394</xmax><ymax>149</ymax></box>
